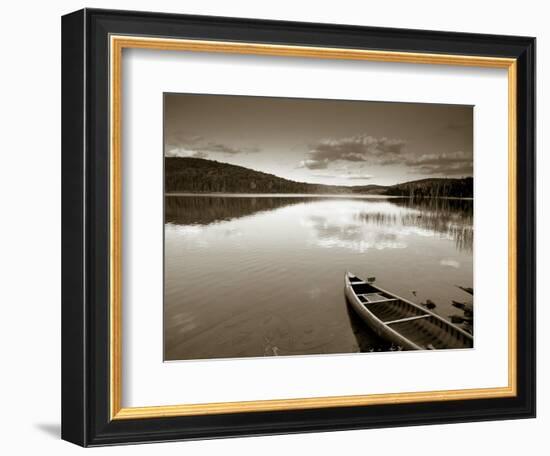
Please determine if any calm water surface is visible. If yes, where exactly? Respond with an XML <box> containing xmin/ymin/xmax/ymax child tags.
<box><xmin>164</xmin><ymin>195</ymin><xmax>473</xmax><ymax>361</ymax></box>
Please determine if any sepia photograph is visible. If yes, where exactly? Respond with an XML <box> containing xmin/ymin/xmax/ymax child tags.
<box><xmin>163</xmin><ymin>93</ymin><xmax>474</xmax><ymax>361</ymax></box>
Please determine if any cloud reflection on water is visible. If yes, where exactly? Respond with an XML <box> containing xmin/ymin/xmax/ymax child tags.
<box><xmin>165</xmin><ymin>195</ymin><xmax>473</xmax><ymax>253</ymax></box>
<box><xmin>300</xmin><ymin>198</ymin><xmax>472</xmax><ymax>253</ymax></box>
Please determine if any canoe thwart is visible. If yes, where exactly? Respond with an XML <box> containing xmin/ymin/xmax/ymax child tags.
<box><xmin>358</xmin><ymin>297</ymin><xmax>399</xmax><ymax>305</ymax></box>
<box><xmin>385</xmin><ymin>314</ymin><xmax>431</xmax><ymax>325</ymax></box>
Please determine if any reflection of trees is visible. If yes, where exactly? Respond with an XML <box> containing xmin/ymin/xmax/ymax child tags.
<box><xmin>390</xmin><ymin>197</ymin><xmax>473</xmax><ymax>217</ymax></box>
<box><xmin>165</xmin><ymin>195</ymin><xmax>314</xmax><ymax>225</ymax></box>
<box><xmin>396</xmin><ymin>198</ymin><xmax>473</xmax><ymax>252</ymax></box>
<box><xmin>166</xmin><ymin>195</ymin><xmax>473</xmax><ymax>252</ymax></box>
<box><xmin>356</xmin><ymin>198</ymin><xmax>473</xmax><ymax>252</ymax></box>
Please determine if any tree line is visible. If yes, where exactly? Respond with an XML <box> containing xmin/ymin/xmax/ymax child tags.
<box><xmin>165</xmin><ymin>157</ymin><xmax>473</xmax><ymax>197</ymax></box>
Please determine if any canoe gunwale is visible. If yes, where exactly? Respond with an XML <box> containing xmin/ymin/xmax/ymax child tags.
<box><xmin>369</xmin><ymin>281</ymin><xmax>474</xmax><ymax>342</ymax></box>
<box><xmin>345</xmin><ymin>272</ymin><xmax>473</xmax><ymax>350</ymax></box>
<box><xmin>345</xmin><ymin>275</ymin><xmax>422</xmax><ymax>350</ymax></box>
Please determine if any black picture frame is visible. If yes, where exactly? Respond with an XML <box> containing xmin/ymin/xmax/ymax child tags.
<box><xmin>62</xmin><ymin>8</ymin><xmax>536</xmax><ymax>447</ymax></box>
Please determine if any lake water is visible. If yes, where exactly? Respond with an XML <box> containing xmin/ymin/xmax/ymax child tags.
<box><xmin>164</xmin><ymin>195</ymin><xmax>473</xmax><ymax>361</ymax></box>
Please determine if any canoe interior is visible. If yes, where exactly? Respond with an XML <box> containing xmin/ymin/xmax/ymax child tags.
<box><xmin>349</xmin><ymin>280</ymin><xmax>473</xmax><ymax>350</ymax></box>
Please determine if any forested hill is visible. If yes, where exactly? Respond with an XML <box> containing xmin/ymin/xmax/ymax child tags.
<box><xmin>385</xmin><ymin>177</ymin><xmax>473</xmax><ymax>198</ymax></box>
<box><xmin>165</xmin><ymin>157</ymin><xmax>473</xmax><ymax>197</ymax></box>
<box><xmin>165</xmin><ymin>157</ymin><xmax>385</xmax><ymax>194</ymax></box>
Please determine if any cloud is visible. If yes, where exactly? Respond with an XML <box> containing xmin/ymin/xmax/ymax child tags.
<box><xmin>299</xmin><ymin>159</ymin><xmax>330</xmax><ymax>170</ymax></box>
<box><xmin>410</xmin><ymin>163</ymin><xmax>473</xmax><ymax>176</ymax></box>
<box><xmin>405</xmin><ymin>151</ymin><xmax>473</xmax><ymax>176</ymax></box>
<box><xmin>407</xmin><ymin>150</ymin><xmax>470</xmax><ymax>166</ymax></box>
<box><xmin>165</xmin><ymin>134</ymin><xmax>260</xmax><ymax>157</ymax></box>
<box><xmin>310</xmin><ymin>174</ymin><xmax>338</xmax><ymax>178</ymax></box>
<box><xmin>311</xmin><ymin>172</ymin><xmax>374</xmax><ymax>180</ymax></box>
<box><xmin>299</xmin><ymin>134</ymin><xmax>407</xmax><ymax>170</ymax></box>
<box><xmin>299</xmin><ymin>133</ymin><xmax>472</xmax><ymax>177</ymax></box>
<box><xmin>165</xmin><ymin>148</ymin><xmax>209</xmax><ymax>159</ymax></box>
<box><xmin>199</xmin><ymin>143</ymin><xmax>260</xmax><ymax>155</ymax></box>
<box><xmin>344</xmin><ymin>175</ymin><xmax>374</xmax><ymax>180</ymax></box>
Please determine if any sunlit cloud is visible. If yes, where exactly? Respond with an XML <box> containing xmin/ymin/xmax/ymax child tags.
<box><xmin>405</xmin><ymin>150</ymin><xmax>472</xmax><ymax>176</ymax></box>
<box><xmin>165</xmin><ymin>148</ymin><xmax>209</xmax><ymax>159</ymax></box>
<box><xmin>297</xmin><ymin>134</ymin><xmax>472</xmax><ymax>178</ymax></box>
<box><xmin>310</xmin><ymin>172</ymin><xmax>374</xmax><ymax>181</ymax></box>
<box><xmin>165</xmin><ymin>134</ymin><xmax>261</xmax><ymax>158</ymax></box>
<box><xmin>299</xmin><ymin>134</ymin><xmax>407</xmax><ymax>170</ymax></box>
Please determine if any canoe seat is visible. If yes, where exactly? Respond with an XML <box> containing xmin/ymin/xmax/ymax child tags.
<box><xmin>358</xmin><ymin>293</ymin><xmax>394</xmax><ymax>303</ymax></box>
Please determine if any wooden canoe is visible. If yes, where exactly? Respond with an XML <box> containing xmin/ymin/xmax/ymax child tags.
<box><xmin>345</xmin><ymin>272</ymin><xmax>473</xmax><ymax>350</ymax></box>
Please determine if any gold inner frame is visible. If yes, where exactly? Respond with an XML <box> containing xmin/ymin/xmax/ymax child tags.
<box><xmin>109</xmin><ymin>35</ymin><xmax>517</xmax><ymax>420</ymax></box>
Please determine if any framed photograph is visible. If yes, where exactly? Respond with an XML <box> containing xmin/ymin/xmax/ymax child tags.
<box><xmin>61</xmin><ymin>8</ymin><xmax>536</xmax><ymax>446</ymax></box>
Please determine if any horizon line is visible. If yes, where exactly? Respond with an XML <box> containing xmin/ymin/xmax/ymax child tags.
<box><xmin>165</xmin><ymin>156</ymin><xmax>474</xmax><ymax>188</ymax></box>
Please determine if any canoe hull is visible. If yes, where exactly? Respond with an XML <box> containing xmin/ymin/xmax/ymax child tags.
<box><xmin>344</xmin><ymin>280</ymin><xmax>420</xmax><ymax>350</ymax></box>
<box><xmin>345</xmin><ymin>272</ymin><xmax>473</xmax><ymax>350</ymax></box>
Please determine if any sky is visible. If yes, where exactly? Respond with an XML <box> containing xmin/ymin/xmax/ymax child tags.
<box><xmin>164</xmin><ymin>93</ymin><xmax>473</xmax><ymax>187</ymax></box>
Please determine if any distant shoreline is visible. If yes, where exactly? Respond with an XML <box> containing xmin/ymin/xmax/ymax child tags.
<box><xmin>165</xmin><ymin>192</ymin><xmax>473</xmax><ymax>200</ymax></box>
<box><xmin>165</xmin><ymin>157</ymin><xmax>474</xmax><ymax>198</ymax></box>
